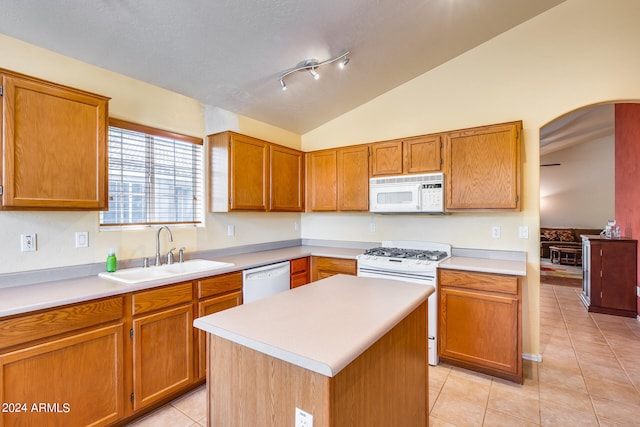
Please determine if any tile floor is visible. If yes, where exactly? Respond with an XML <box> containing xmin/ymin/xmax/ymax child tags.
<box><xmin>128</xmin><ymin>283</ymin><xmax>640</xmax><ymax>426</ymax></box>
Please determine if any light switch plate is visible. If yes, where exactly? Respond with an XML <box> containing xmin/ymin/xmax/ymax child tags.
<box><xmin>295</xmin><ymin>407</ymin><xmax>313</xmax><ymax>427</ymax></box>
<box><xmin>75</xmin><ymin>231</ymin><xmax>89</xmax><ymax>248</ymax></box>
<box><xmin>518</xmin><ymin>226</ymin><xmax>529</xmax><ymax>239</ymax></box>
<box><xmin>491</xmin><ymin>226</ymin><xmax>501</xmax><ymax>239</ymax></box>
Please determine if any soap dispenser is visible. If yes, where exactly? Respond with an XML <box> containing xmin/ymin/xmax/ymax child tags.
<box><xmin>106</xmin><ymin>248</ymin><xmax>117</xmax><ymax>272</ymax></box>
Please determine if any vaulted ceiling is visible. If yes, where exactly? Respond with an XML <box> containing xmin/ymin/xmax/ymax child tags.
<box><xmin>1</xmin><ymin>0</ymin><xmax>566</xmax><ymax>134</ymax></box>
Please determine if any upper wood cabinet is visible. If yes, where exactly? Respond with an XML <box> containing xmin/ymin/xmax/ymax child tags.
<box><xmin>0</xmin><ymin>70</ymin><xmax>109</xmax><ymax>210</ymax></box>
<box><xmin>370</xmin><ymin>134</ymin><xmax>442</xmax><ymax>177</ymax></box>
<box><xmin>270</xmin><ymin>144</ymin><xmax>304</xmax><ymax>211</ymax></box>
<box><xmin>306</xmin><ymin>145</ymin><xmax>369</xmax><ymax>212</ymax></box>
<box><xmin>444</xmin><ymin>121</ymin><xmax>521</xmax><ymax>211</ymax></box>
<box><xmin>209</xmin><ymin>131</ymin><xmax>304</xmax><ymax>212</ymax></box>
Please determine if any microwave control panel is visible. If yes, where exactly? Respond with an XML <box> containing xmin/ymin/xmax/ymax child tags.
<box><xmin>420</xmin><ymin>182</ymin><xmax>443</xmax><ymax>211</ymax></box>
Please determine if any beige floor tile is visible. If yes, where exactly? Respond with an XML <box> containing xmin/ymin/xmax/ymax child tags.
<box><xmin>429</xmin><ymin>415</ymin><xmax>459</xmax><ymax>426</ymax></box>
<box><xmin>429</xmin><ymin>389</ymin><xmax>440</xmax><ymax>412</ymax></box>
<box><xmin>491</xmin><ymin>376</ymin><xmax>539</xmax><ymax>400</ymax></box>
<box><xmin>487</xmin><ymin>385</ymin><xmax>540</xmax><ymax>424</ymax></box>
<box><xmin>580</xmin><ymin>363</ymin><xmax>632</xmax><ymax>384</ymax></box>
<box><xmin>539</xmin><ymin>400</ymin><xmax>599</xmax><ymax>427</ymax></box>
<box><xmin>126</xmin><ymin>405</ymin><xmax>196</xmax><ymax>427</ymax></box>
<box><xmin>538</xmin><ymin>365</ymin><xmax>587</xmax><ymax>392</ymax></box>
<box><xmin>447</xmin><ymin>365</ymin><xmax>494</xmax><ymax>386</ymax></box>
<box><xmin>429</xmin><ymin>364</ymin><xmax>451</xmax><ymax>392</ymax></box>
<box><xmin>584</xmin><ymin>377</ymin><xmax>640</xmax><ymax>406</ymax></box>
<box><xmin>482</xmin><ymin>409</ymin><xmax>540</xmax><ymax>427</ymax></box>
<box><xmin>172</xmin><ymin>385</ymin><xmax>207</xmax><ymax>422</ymax></box>
<box><xmin>431</xmin><ymin>392</ymin><xmax>487</xmax><ymax>426</ymax></box>
<box><xmin>591</xmin><ymin>395</ymin><xmax>640</xmax><ymax>425</ymax></box>
<box><xmin>539</xmin><ymin>382</ymin><xmax>593</xmax><ymax>413</ymax></box>
<box><xmin>439</xmin><ymin>373</ymin><xmax>491</xmax><ymax>404</ymax></box>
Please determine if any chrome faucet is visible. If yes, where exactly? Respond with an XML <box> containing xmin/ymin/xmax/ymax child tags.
<box><xmin>155</xmin><ymin>226</ymin><xmax>173</xmax><ymax>266</ymax></box>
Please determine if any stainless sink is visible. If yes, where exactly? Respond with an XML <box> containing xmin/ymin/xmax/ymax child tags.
<box><xmin>99</xmin><ymin>259</ymin><xmax>234</xmax><ymax>284</ymax></box>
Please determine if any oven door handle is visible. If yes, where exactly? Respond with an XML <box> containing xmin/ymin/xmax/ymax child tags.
<box><xmin>358</xmin><ymin>267</ymin><xmax>435</xmax><ymax>283</ymax></box>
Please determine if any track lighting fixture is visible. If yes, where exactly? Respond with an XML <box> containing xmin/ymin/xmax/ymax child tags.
<box><xmin>278</xmin><ymin>51</ymin><xmax>350</xmax><ymax>91</ymax></box>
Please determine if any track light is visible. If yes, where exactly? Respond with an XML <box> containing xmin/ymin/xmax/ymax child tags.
<box><xmin>278</xmin><ymin>51</ymin><xmax>350</xmax><ymax>90</ymax></box>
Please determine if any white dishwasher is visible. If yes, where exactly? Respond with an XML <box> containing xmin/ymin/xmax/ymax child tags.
<box><xmin>242</xmin><ymin>261</ymin><xmax>291</xmax><ymax>304</ymax></box>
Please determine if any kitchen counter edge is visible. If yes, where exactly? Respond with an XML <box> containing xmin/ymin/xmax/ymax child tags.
<box><xmin>0</xmin><ymin>246</ymin><xmax>363</xmax><ymax>318</ymax></box>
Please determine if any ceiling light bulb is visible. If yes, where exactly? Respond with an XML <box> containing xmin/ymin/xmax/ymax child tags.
<box><xmin>339</xmin><ymin>57</ymin><xmax>350</xmax><ymax>68</ymax></box>
<box><xmin>310</xmin><ymin>68</ymin><xmax>320</xmax><ymax>80</ymax></box>
<box><xmin>280</xmin><ymin>79</ymin><xmax>287</xmax><ymax>91</ymax></box>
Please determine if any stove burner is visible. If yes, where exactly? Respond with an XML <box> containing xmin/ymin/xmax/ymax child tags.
<box><xmin>363</xmin><ymin>247</ymin><xmax>448</xmax><ymax>261</ymax></box>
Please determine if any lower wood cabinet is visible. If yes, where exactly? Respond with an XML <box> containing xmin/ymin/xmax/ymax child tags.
<box><xmin>310</xmin><ymin>256</ymin><xmax>357</xmax><ymax>281</ymax></box>
<box><xmin>197</xmin><ymin>271</ymin><xmax>243</xmax><ymax>379</ymax></box>
<box><xmin>438</xmin><ymin>269</ymin><xmax>522</xmax><ymax>383</ymax></box>
<box><xmin>290</xmin><ymin>256</ymin><xmax>310</xmax><ymax>288</ymax></box>
<box><xmin>0</xmin><ymin>297</ymin><xmax>125</xmax><ymax>427</ymax></box>
<box><xmin>131</xmin><ymin>289</ymin><xmax>194</xmax><ymax>410</ymax></box>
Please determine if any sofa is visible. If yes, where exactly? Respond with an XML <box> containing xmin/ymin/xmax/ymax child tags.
<box><xmin>540</xmin><ymin>227</ymin><xmax>602</xmax><ymax>258</ymax></box>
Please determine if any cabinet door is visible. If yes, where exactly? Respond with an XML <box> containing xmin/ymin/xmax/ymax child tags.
<box><xmin>310</xmin><ymin>256</ymin><xmax>357</xmax><ymax>281</ymax></box>
<box><xmin>439</xmin><ymin>287</ymin><xmax>521</xmax><ymax>381</ymax></box>
<box><xmin>132</xmin><ymin>305</ymin><xmax>194</xmax><ymax>410</ymax></box>
<box><xmin>403</xmin><ymin>134</ymin><xmax>441</xmax><ymax>173</ymax></box>
<box><xmin>1</xmin><ymin>73</ymin><xmax>108</xmax><ymax>209</ymax></box>
<box><xmin>290</xmin><ymin>257</ymin><xmax>310</xmax><ymax>288</ymax></box>
<box><xmin>0</xmin><ymin>324</ymin><xmax>124</xmax><ymax>427</ymax></box>
<box><xmin>444</xmin><ymin>121</ymin><xmax>521</xmax><ymax>210</ymax></box>
<box><xmin>306</xmin><ymin>150</ymin><xmax>337</xmax><ymax>211</ymax></box>
<box><xmin>601</xmin><ymin>242</ymin><xmax>637</xmax><ymax>313</ymax></box>
<box><xmin>270</xmin><ymin>144</ymin><xmax>304</xmax><ymax>211</ymax></box>
<box><xmin>370</xmin><ymin>140</ymin><xmax>402</xmax><ymax>177</ymax></box>
<box><xmin>197</xmin><ymin>291</ymin><xmax>242</xmax><ymax>380</ymax></box>
<box><xmin>337</xmin><ymin>145</ymin><xmax>369</xmax><ymax>211</ymax></box>
<box><xmin>230</xmin><ymin>133</ymin><xmax>269</xmax><ymax>210</ymax></box>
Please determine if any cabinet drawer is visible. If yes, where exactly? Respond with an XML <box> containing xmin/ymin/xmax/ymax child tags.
<box><xmin>197</xmin><ymin>271</ymin><xmax>242</xmax><ymax>299</ymax></box>
<box><xmin>291</xmin><ymin>272</ymin><xmax>310</xmax><ymax>288</ymax></box>
<box><xmin>290</xmin><ymin>257</ymin><xmax>309</xmax><ymax>274</ymax></box>
<box><xmin>0</xmin><ymin>297</ymin><xmax>123</xmax><ymax>349</ymax></box>
<box><xmin>312</xmin><ymin>257</ymin><xmax>357</xmax><ymax>275</ymax></box>
<box><xmin>133</xmin><ymin>282</ymin><xmax>193</xmax><ymax>316</ymax></box>
<box><xmin>439</xmin><ymin>269</ymin><xmax>518</xmax><ymax>295</ymax></box>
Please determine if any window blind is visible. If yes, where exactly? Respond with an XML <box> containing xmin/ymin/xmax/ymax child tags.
<box><xmin>101</xmin><ymin>119</ymin><xmax>203</xmax><ymax>227</ymax></box>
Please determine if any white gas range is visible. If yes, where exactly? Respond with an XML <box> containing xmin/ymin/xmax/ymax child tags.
<box><xmin>357</xmin><ymin>240</ymin><xmax>451</xmax><ymax>366</ymax></box>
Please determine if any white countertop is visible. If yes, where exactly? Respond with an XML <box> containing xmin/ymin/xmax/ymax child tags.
<box><xmin>193</xmin><ymin>274</ymin><xmax>433</xmax><ymax>377</ymax></box>
<box><xmin>0</xmin><ymin>245</ymin><xmax>363</xmax><ymax>317</ymax></box>
<box><xmin>439</xmin><ymin>256</ymin><xmax>527</xmax><ymax>276</ymax></box>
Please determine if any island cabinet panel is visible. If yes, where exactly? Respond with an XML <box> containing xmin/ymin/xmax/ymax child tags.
<box><xmin>438</xmin><ymin>269</ymin><xmax>522</xmax><ymax>383</ymax></box>
<box><xmin>131</xmin><ymin>283</ymin><xmax>194</xmax><ymax>411</ymax></box>
<box><xmin>270</xmin><ymin>144</ymin><xmax>304</xmax><ymax>211</ymax></box>
<box><xmin>290</xmin><ymin>256</ymin><xmax>310</xmax><ymax>288</ymax></box>
<box><xmin>0</xmin><ymin>70</ymin><xmax>109</xmax><ymax>210</ymax></box>
<box><xmin>444</xmin><ymin>121</ymin><xmax>521</xmax><ymax>211</ymax></box>
<box><xmin>0</xmin><ymin>324</ymin><xmax>124</xmax><ymax>427</ymax></box>
<box><xmin>310</xmin><ymin>256</ymin><xmax>357</xmax><ymax>281</ymax></box>
<box><xmin>206</xmin><ymin>301</ymin><xmax>427</xmax><ymax>427</ymax></box>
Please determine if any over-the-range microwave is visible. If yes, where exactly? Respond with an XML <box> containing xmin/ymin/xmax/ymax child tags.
<box><xmin>369</xmin><ymin>172</ymin><xmax>444</xmax><ymax>213</ymax></box>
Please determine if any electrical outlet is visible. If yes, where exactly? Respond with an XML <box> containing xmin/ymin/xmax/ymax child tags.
<box><xmin>295</xmin><ymin>407</ymin><xmax>313</xmax><ymax>427</ymax></box>
<box><xmin>75</xmin><ymin>231</ymin><xmax>89</xmax><ymax>248</ymax></box>
<box><xmin>370</xmin><ymin>222</ymin><xmax>376</xmax><ymax>232</ymax></box>
<box><xmin>227</xmin><ymin>225</ymin><xmax>235</xmax><ymax>236</ymax></box>
<box><xmin>21</xmin><ymin>233</ymin><xmax>37</xmax><ymax>252</ymax></box>
<box><xmin>491</xmin><ymin>226</ymin><xmax>501</xmax><ymax>239</ymax></box>
<box><xmin>518</xmin><ymin>226</ymin><xmax>529</xmax><ymax>239</ymax></box>
<box><xmin>294</xmin><ymin>221</ymin><xmax>299</xmax><ymax>231</ymax></box>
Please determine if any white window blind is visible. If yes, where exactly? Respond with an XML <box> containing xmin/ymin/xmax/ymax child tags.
<box><xmin>101</xmin><ymin>119</ymin><xmax>203</xmax><ymax>227</ymax></box>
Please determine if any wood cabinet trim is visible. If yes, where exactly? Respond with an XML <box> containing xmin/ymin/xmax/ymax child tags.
<box><xmin>0</xmin><ymin>297</ymin><xmax>123</xmax><ymax>349</ymax></box>
<box><xmin>132</xmin><ymin>282</ymin><xmax>194</xmax><ymax>316</ymax></box>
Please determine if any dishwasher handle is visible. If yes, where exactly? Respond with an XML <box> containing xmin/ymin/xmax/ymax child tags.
<box><xmin>243</xmin><ymin>261</ymin><xmax>290</xmax><ymax>281</ymax></box>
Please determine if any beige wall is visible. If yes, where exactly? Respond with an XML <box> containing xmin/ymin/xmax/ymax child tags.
<box><xmin>541</xmin><ymin>134</ymin><xmax>615</xmax><ymax>228</ymax></box>
<box><xmin>3</xmin><ymin>0</ymin><xmax>640</xmax><ymax>357</ymax></box>
<box><xmin>0</xmin><ymin>35</ymin><xmax>302</xmax><ymax>275</ymax></box>
<box><xmin>302</xmin><ymin>0</ymin><xmax>640</xmax><ymax>357</ymax></box>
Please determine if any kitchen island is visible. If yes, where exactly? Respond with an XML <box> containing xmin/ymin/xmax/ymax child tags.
<box><xmin>194</xmin><ymin>274</ymin><xmax>432</xmax><ymax>427</ymax></box>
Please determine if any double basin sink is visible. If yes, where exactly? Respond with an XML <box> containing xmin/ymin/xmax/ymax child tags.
<box><xmin>99</xmin><ymin>259</ymin><xmax>234</xmax><ymax>284</ymax></box>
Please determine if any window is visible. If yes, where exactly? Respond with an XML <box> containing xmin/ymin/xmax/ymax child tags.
<box><xmin>101</xmin><ymin>119</ymin><xmax>203</xmax><ymax>227</ymax></box>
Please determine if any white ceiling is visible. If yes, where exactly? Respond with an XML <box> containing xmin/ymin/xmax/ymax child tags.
<box><xmin>1</xmin><ymin>0</ymin><xmax>565</xmax><ymax>134</ymax></box>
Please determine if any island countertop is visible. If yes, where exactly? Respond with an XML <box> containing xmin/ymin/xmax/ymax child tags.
<box><xmin>193</xmin><ymin>274</ymin><xmax>433</xmax><ymax>377</ymax></box>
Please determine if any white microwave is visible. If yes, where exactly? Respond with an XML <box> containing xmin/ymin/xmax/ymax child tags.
<box><xmin>369</xmin><ymin>172</ymin><xmax>444</xmax><ymax>213</ymax></box>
